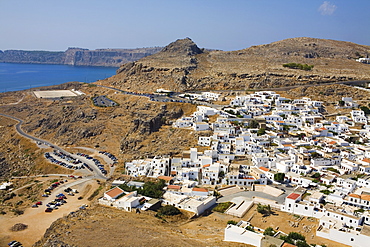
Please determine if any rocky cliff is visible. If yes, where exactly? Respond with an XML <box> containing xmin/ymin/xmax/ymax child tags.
<box><xmin>0</xmin><ymin>47</ymin><xmax>162</xmax><ymax>67</ymax></box>
<box><xmin>102</xmin><ymin>37</ymin><xmax>370</xmax><ymax>92</ymax></box>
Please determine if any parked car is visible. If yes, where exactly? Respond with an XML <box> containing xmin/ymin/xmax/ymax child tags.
<box><xmin>45</xmin><ymin>208</ymin><xmax>53</xmax><ymax>212</ymax></box>
<box><xmin>35</xmin><ymin>201</ymin><xmax>42</xmax><ymax>205</ymax></box>
<box><xmin>31</xmin><ymin>204</ymin><xmax>38</xmax><ymax>208</ymax></box>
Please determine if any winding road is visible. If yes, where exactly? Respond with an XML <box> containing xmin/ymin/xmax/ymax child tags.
<box><xmin>0</xmin><ymin>113</ymin><xmax>108</xmax><ymax>180</ymax></box>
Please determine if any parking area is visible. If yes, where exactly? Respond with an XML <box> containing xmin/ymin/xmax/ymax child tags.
<box><xmin>0</xmin><ymin>178</ymin><xmax>97</xmax><ymax>247</ymax></box>
<box><xmin>92</xmin><ymin>95</ymin><xmax>118</xmax><ymax>107</ymax></box>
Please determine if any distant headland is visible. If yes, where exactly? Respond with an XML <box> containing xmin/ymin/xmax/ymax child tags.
<box><xmin>0</xmin><ymin>47</ymin><xmax>162</xmax><ymax>67</ymax></box>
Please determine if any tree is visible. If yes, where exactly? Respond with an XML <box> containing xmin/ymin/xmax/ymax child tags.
<box><xmin>274</xmin><ymin>173</ymin><xmax>285</xmax><ymax>182</ymax></box>
<box><xmin>257</xmin><ymin>128</ymin><xmax>266</xmax><ymax>136</ymax></box>
<box><xmin>360</xmin><ymin>106</ymin><xmax>370</xmax><ymax>115</ymax></box>
<box><xmin>249</xmin><ymin>119</ymin><xmax>259</xmax><ymax>128</ymax></box>
<box><xmin>338</xmin><ymin>100</ymin><xmax>345</xmax><ymax>107</ymax></box>
<box><xmin>264</xmin><ymin>227</ymin><xmax>276</xmax><ymax>236</ymax></box>
<box><xmin>137</xmin><ymin>179</ymin><xmax>166</xmax><ymax>198</ymax></box>
<box><xmin>257</xmin><ymin>204</ymin><xmax>273</xmax><ymax>216</ymax></box>
<box><xmin>218</xmin><ymin>170</ymin><xmax>225</xmax><ymax>178</ymax></box>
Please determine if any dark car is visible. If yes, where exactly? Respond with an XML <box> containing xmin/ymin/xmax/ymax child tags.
<box><xmin>45</xmin><ymin>208</ymin><xmax>53</xmax><ymax>212</ymax></box>
<box><xmin>8</xmin><ymin>241</ymin><xmax>17</xmax><ymax>246</ymax></box>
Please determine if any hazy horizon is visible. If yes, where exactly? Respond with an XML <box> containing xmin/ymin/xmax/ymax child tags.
<box><xmin>1</xmin><ymin>0</ymin><xmax>369</xmax><ymax>51</ymax></box>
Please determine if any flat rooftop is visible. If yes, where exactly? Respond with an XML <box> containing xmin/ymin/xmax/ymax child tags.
<box><xmin>33</xmin><ymin>90</ymin><xmax>79</xmax><ymax>98</ymax></box>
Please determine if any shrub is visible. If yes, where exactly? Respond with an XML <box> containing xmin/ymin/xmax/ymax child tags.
<box><xmin>13</xmin><ymin>209</ymin><xmax>24</xmax><ymax>215</ymax></box>
<box><xmin>283</xmin><ymin>63</ymin><xmax>314</xmax><ymax>71</ymax></box>
<box><xmin>227</xmin><ymin>220</ymin><xmax>238</xmax><ymax>225</ymax></box>
<box><xmin>274</xmin><ymin>173</ymin><xmax>285</xmax><ymax>182</ymax></box>
<box><xmin>257</xmin><ymin>204</ymin><xmax>273</xmax><ymax>216</ymax></box>
<box><xmin>158</xmin><ymin>205</ymin><xmax>181</xmax><ymax>216</ymax></box>
<box><xmin>213</xmin><ymin>202</ymin><xmax>232</xmax><ymax>213</ymax></box>
<box><xmin>264</xmin><ymin>227</ymin><xmax>276</xmax><ymax>236</ymax></box>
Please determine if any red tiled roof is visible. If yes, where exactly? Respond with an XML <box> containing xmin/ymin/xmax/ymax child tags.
<box><xmin>329</xmin><ymin>141</ymin><xmax>337</xmax><ymax>145</ymax></box>
<box><xmin>203</xmin><ymin>164</ymin><xmax>211</xmax><ymax>168</ymax></box>
<box><xmin>282</xmin><ymin>243</ymin><xmax>296</xmax><ymax>247</ymax></box>
<box><xmin>192</xmin><ymin>187</ymin><xmax>208</xmax><ymax>192</ymax></box>
<box><xmin>158</xmin><ymin>176</ymin><xmax>174</xmax><ymax>181</ymax></box>
<box><xmin>349</xmin><ymin>193</ymin><xmax>361</xmax><ymax>199</ymax></box>
<box><xmin>167</xmin><ymin>185</ymin><xmax>181</xmax><ymax>190</ymax></box>
<box><xmin>363</xmin><ymin>158</ymin><xmax>370</xmax><ymax>163</ymax></box>
<box><xmin>361</xmin><ymin>195</ymin><xmax>370</xmax><ymax>201</ymax></box>
<box><xmin>259</xmin><ymin>166</ymin><xmax>269</xmax><ymax>172</ymax></box>
<box><xmin>287</xmin><ymin>193</ymin><xmax>300</xmax><ymax>200</ymax></box>
<box><xmin>105</xmin><ymin>187</ymin><xmax>124</xmax><ymax>198</ymax></box>
<box><xmin>170</xmin><ymin>171</ymin><xmax>177</xmax><ymax>175</ymax></box>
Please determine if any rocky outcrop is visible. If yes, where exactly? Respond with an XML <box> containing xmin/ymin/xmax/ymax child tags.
<box><xmin>103</xmin><ymin>37</ymin><xmax>370</xmax><ymax>92</ymax></box>
<box><xmin>0</xmin><ymin>47</ymin><xmax>162</xmax><ymax>67</ymax></box>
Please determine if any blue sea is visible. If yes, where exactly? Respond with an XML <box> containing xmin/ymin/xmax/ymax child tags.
<box><xmin>0</xmin><ymin>63</ymin><xmax>117</xmax><ymax>92</ymax></box>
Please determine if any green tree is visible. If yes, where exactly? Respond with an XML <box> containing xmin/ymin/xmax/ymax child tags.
<box><xmin>274</xmin><ymin>173</ymin><xmax>285</xmax><ymax>182</ymax></box>
<box><xmin>249</xmin><ymin>119</ymin><xmax>259</xmax><ymax>128</ymax></box>
<box><xmin>264</xmin><ymin>227</ymin><xmax>276</xmax><ymax>236</ymax></box>
<box><xmin>257</xmin><ymin>128</ymin><xmax>266</xmax><ymax>136</ymax></box>
<box><xmin>338</xmin><ymin>100</ymin><xmax>345</xmax><ymax>107</ymax></box>
<box><xmin>360</xmin><ymin>106</ymin><xmax>370</xmax><ymax>115</ymax></box>
<box><xmin>137</xmin><ymin>179</ymin><xmax>166</xmax><ymax>198</ymax></box>
<box><xmin>257</xmin><ymin>204</ymin><xmax>273</xmax><ymax>216</ymax></box>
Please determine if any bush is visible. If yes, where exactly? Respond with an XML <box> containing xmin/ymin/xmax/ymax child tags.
<box><xmin>213</xmin><ymin>202</ymin><xmax>232</xmax><ymax>213</ymax></box>
<box><xmin>283</xmin><ymin>63</ymin><xmax>314</xmax><ymax>71</ymax></box>
<box><xmin>257</xmin><ymin>128</ymin><xmax>266</xmax><ymax>136</ymax></box>
<box><xmin>158</xmin><ymin>205</ymin><xmax>181</xmax><ymax>216</ymax></box>
<box><xmin>274</xmin><ymin>173</ymin><xmax>285</xmax><ymax>182</ymax></box>
<box><xmin>88</xmin><ymin>185</ymin><xmax>103</xmax><ymax>201</ymax></box>
<box><xmin>257</xmin><ymin>204</ymin><xmax>273</xmax><ymax>216</ymax></box>
<box><xmin>264</xmin><ymin>227</ymin><xmax>276</xmax><ymax>236</ymax></box>
<box><xmin>227</xmin><ymin>220</ymin><xmax>238</xmax><ymax>225</ymax></box>
<box><xmin>13</xmin><ymin>209</ymin><xmax>24</xmax><ymax>215</ymax></box>
<box><xmin>138</xmin><ymin>179</ymin><xmax>166</xmax><ymax>198</ymax></box>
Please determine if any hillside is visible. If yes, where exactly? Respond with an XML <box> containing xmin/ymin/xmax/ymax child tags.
<box><xmin>100</xmin><ymin>37</ymin><xmax>370</xmax><ymax>92</ymax></box>
<box><xmin>0</xmin><ymin>47</ymin><xmax>162</xmax><ymax>67</ymax></box>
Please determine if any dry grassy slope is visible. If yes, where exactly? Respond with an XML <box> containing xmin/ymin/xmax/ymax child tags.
<box><xmin>33</xmin><ymin>205</ymin><xmax>248</xmax><ymax>247</ymax></box>
<box><xmin>100</xmin><ymin>37</ymin><xmax>370</xmax><ymax>92</ymax></box>
<box><xmin>0</xmin><ymin>116</ymin><xmax>68</xmax><ymax>180</ymax></box>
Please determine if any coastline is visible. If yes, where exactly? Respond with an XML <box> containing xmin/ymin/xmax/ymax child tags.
<box><xmin>0</xmin><ymin>63</ymin><xmax>117</xmax><ymax>93</ymax></box>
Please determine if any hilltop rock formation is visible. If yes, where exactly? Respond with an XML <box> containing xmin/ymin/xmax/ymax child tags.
<box><xmin>0</xmin><ymin>47</ymin><xmax>162</xmax><ymax>67</ymax></box>
<box><xmin>102</xmin><ymin>37</ymin><xmax>370</xmax><ymax>92</ymax></box>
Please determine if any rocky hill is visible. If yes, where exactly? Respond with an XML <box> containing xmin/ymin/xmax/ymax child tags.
<box><xmin>0</xmin><ymin>47</ymin><xmax>162</xmax><ymax>67</ymax></box>
<box><xmin>101</xmin><ymin>37</ymin><xmax>370</xmax><ymax>92</ymax></box>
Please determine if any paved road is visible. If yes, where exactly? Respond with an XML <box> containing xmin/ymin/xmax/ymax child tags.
<box><xmin>0</xmin><ymin>113</ymin><xmax>107</xmax><ymax>180</ymax></box>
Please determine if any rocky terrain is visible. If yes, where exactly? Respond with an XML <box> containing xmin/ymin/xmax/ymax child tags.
<box><xmin>0</xmin><ymin>82</ymin><xmax>198</xmax><ymax>179</ymax></box>
<box><xmin>100</xmin><ymin>37</ymin><xmax>370</xmax><ymax>92</ymax></box>
<box><xmin>0</xmin><ymin>47</ymin><xmax>162</xmax><ymax>67</ymax></box>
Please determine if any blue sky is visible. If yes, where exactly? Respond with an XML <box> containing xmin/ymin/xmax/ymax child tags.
<box><xmin>1</xmin><ymin>0</ymin><xmax>369</xmax><ymax>51</ymax></box>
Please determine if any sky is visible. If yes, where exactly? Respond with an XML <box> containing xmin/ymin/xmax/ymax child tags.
<box><xmin>1</xmin><ymin>0</ymin><xmax>369</xmax><ymax>51</ymax></box>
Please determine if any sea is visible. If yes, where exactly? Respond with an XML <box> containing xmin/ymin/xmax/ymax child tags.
<box><xmin>0</xmin><ymin>63</ymin><xmax>118</xmax><ymax>92</ymax></box>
